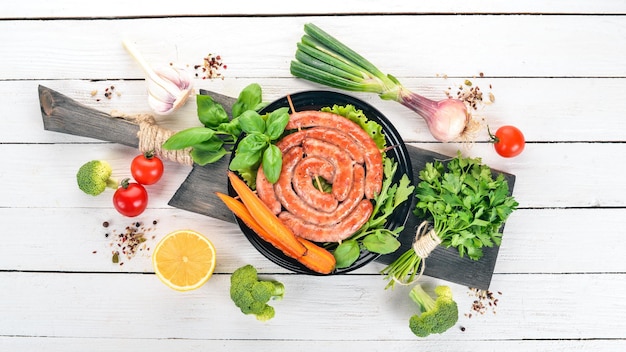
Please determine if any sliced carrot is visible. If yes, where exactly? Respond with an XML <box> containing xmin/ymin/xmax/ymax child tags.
<box><xmin>297</xmin><ymin>238</ymin><xmax>337</xmax><ymax>274</ymax></box>
<box><xmin>225</xmin><ymin>172</ymin><xmax>307</xmax><ymax>258</ymax></box>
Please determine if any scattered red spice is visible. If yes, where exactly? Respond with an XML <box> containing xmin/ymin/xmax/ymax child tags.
<box><xmin>94</xmin><ymin>219</ymin><xmax>158</xmax><ymax>265</ymax></box>
<box><xmin>195</xmin><ymin>53</ymin><xmax>226</xmax><ymax>80</ymax></box>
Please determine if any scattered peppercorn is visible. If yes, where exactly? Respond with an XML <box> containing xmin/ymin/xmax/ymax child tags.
<box><xmin>99</xmin><ymin>219</ymin><xmax>159</xmax><ymax>266</ymax></box>
<box><xmin>465</xmin><ymin>288</ymin><xmax>502</xmax><ymax>318</ymax></box>
<box><xmin>91</xmin><ymin>85</ymin><xmax>121</xmax><ymax>101</ymax></box>
<box><xmin>444</xmin><ymin>78</ymin><xmax>495</xmax><ymax>111</ymax></box>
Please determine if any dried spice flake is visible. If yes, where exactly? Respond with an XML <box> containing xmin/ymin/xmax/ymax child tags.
<box><xmin>443</xmin><ymin>76</ymin><xmax>495</xmax><ymax>111</ymax></box>
<box><xmin>195</xmin><ymin>53</ymin><xmax>227</xmax><ymax>80</ymax></box>
<box><xmin>465</xmin><ymin>288</ymin><xmax>501</xmax><ymax>318</ymax></box>
<box><xmin>100</xmin><ymin>219</ymin><xmax>159</xmax><ymax>266</ymax></box>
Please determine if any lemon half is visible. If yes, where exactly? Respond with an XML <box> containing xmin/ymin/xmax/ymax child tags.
<box><xmin>152</xmin><ymin>229</ymin><xmax>216</xmax><ymax>291</ymax></box>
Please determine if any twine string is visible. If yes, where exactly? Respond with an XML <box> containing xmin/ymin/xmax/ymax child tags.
<box><xmin>111</xmin><ymin>111</ymin><xmax>193</xmax><ymax>166</ymax></box>
<box><xmin>412</xmin><ymin>221</ymin><xmax>442</xmax><ymax>259</ymax></box>
<box><xmin>391</xmin><ymin>221</ymin><xmax>442</xmax><ymax>287</ymax></box>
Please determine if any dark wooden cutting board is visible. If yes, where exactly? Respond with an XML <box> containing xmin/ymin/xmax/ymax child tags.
<box><xmin>39</xmin><ymin>85</ymin><xmax>514</xmax><ymax>289</ymax></box>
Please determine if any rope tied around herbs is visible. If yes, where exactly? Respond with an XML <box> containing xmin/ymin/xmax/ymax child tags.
<box><xmin>412</xmin><ymin>221</ymin><xmax>442</xmax><ymax>259</ymax></box>
<box><xmin>391</xmin><ymin>221</ymin><xmax>442</xmax><ymax>287</ymax></box>
<box><xmin>111</xmin><ymin>111</ymin><xmax>193</xmax><ymax>166</ymax></box>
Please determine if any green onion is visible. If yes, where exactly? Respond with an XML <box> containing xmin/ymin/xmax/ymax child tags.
<box><xmin>290</xmin><ymin>23</ymin><xmax>475</xmax><ymax>143</ymax></box>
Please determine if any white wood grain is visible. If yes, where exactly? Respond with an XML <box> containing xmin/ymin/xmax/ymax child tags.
<box><xmin>1</xmin><ymin>207</ymin><xmax>624</xmax><ymax>275</ymax></box>
<box><xmin>1</xmin><ymin>272</ymin><xmax>624</xmax><ymax>340</ymax></box>
<box><xmin>2</xmin><ymin>3</ymin><xmax>626</xmax><ymax>350</ymax></box>
<box><xmin>3</xmin><ymin>0</ymin><xmax>626</xmax><ymax>18</ymax></box>
<box><xmin>0</xmin><ymin>16</ymin><xmax>624</xmax><ymax>80</ymax></box>
<box><xmin>6</xmin><ymin>77</ymin><xmax>626</xmax><ymax>145</ymax></box>
<box><xmin>1</xmin><ymin>337</ymin><xmax>621</xmax><ymax>352</ymax></box>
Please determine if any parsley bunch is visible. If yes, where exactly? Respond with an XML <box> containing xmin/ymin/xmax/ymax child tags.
<box><xmin>382</xmin><ymin>152</ymin><xmax>518</xmax><ymax>288</ymax></box>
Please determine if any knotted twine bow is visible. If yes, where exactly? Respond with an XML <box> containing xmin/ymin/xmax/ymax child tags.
<box><xmin>393</xmin><ymin>220</ymin><xmax>442</xmax><ymax>286</ymax></box>
<box><xmin>111</xmin><ymin>111</ymin><xmax>193</xmax><ymax>166</ymax></box>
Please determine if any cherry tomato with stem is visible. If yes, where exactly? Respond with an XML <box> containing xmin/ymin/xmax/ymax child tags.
<box><xmin>113</xmin><ymin>178</ymin><xmax>148</xmax><ymax>217</ymax></box>
<box><xmin>131</xmin><ymin>150</ymin><xmax>164</xmax><ymax>185</ymax></box>
<box><xmin>489</xmin><ymin>125</ymin><xmax>525</xmax><ymax>158</ymax></box>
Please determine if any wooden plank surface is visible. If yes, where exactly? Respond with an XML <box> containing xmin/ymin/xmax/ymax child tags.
<box><xmin>1</xmin><ymin>16</ymin><xmax>625</xmax><ymax>80</ymax></box>
<box><xmin>4</xmin><ymin>0</ymin><xmax>626</xmax><ymax>18</ymax></box>
<box><xmin>2</xmin><ymin>272</ymin><xmax>625</xmax><ymax>341</ymax></box>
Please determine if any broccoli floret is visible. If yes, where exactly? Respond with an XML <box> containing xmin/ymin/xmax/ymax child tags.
<box><xmin>408</xmin><ymin>284</ymin><xmax>458</xmax><ymax>337</ymax></box>
<box><xmin>76</xmin><ymin>160</ymin><xmax>118</xmax><ymax>196</ymax></box>
<box><xmin>230</xmin><ymin>264</ymin><xmax>284</xmax><ymax>321</ymax></box>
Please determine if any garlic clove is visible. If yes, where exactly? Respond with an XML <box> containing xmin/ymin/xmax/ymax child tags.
<box><xmin>154</xmin><ymin>65</ymin><xmax>192</xmax><ymax>91</ymax></box>
<box><xmin>122</xmin><ymin>40</ymin><xmax>194</xmax><ymax>115</ymax></box>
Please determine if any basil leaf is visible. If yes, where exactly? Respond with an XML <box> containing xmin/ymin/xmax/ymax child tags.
<box><xmin>218</xmin><ymin>117</ymin><xmax>242</xmax><ymax>139</ymax></box>
<box><xmin>162</xmin><ymin>127</ymin><xmax>216</xmax><ymax>150</ymax></box>
<box><xmin>333</xmin><ymin>240</ymin><xmax>361</xmax><ymax>269</ymax></box>
<box><xmin>262</xmin><ymin>144</ymin><xmax>282</xmax><ymax>184</ymax></box>
<box><xmin>362</xmin><ymin>230</ymin><xmax>400</xmax><ymax>254</ymax></box>
<box><xmin>239</xmin><ymin>110</ymin><xmax>266</xmax><ymax>134</ymax></box>
<box><xmin>191</xmin><ymin>147</ymin><xmax>228</xmax><ymax>165</ymax></box>
<box><xmin>195</xmin><ymin>136</ymin><xmax>224</xmax><ymax>152</ymax></box>
<box><xmin>197</xmin><ymin>94</ymin><xmax>228</xmax><ymax>128</ymax></box>
<box><xmin>232</xmin><ymin>83</ymin><xmax>262</xmax><ymax>118</ymax></box>
<box><xmin>229</xmin><ymin>150</ymin><xmax>262</xmax><ymax>170</ymax></box>
<box><xmin>237</xmin><ymin>133</ymin><xmax>269</xmax><ymax>154</ymax></box>
<box><xmin>265</xmin><ymin>107</ymin><xmax>290</xmax><ymax>140</ymax></box>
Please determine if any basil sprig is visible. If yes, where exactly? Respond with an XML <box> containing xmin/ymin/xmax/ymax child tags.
<box><xmin>162</xmin><ymin>83</ymin><xmax>288</xmax><ymax>186</ymax></box>
<box><xmin>229</xmin><ymin>107</ymin><xmax>289</xmax><ymax>185</ymax></box>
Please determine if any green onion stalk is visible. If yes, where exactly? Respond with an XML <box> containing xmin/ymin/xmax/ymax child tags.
<box><xmin>290</xmin><ymin>23</ymin><xmax>478</xmax><ymax>143</ymax></box>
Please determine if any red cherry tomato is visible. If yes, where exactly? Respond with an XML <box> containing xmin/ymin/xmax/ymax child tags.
<box><xmin>113</xmin><ymin>178</ymin><xmax>148</xmax><ymax>217</ymax></box>
<box><xmin>131</xmin><ymin>151</ymin><xmax>164</xmax><ymax>185</ymax></box>
<box><xmin>490</xmin><ymin>125</ymin><xmax>525</xmax><ymax>158</ymax></box>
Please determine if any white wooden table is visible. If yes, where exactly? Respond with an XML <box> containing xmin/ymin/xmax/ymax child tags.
<box><xmin>2</xmin><ymin>1</ymin><xmax>626</xmax><ymax>351</ymax></box>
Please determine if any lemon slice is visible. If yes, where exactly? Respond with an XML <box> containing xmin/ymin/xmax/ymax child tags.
<box><xmin>152</xmin><ymin>229</ymin><xmax>216</xmax><ymax>291</ymax></box>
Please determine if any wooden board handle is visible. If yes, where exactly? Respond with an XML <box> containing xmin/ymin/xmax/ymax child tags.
<box><xmin>39</xmin><ymin>85</ymin><xmax>140</xmax><ymax>147</ymax></box>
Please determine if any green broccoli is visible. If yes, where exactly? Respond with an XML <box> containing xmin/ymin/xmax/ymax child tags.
<box><xmin>230</xmin><ymin>264</ymin><xmax>284</xmax><ymax>321</ymax></box>
<box><xmin>76</xmin><ymin>160</ymin><xmax>118</xmax><ymax>196</ymax></box>
<box><xmin>408</xmin><ymin>284</ymin><xmax>459</xmax><ymax>337</ymax></box>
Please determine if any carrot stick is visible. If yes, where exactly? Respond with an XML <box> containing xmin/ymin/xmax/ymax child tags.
<box><xmin>217</xmin><ymin>190</ymin><xmax>335</xmax><ymax>274</ymax></box>
<box><xmin>225</xmin><ymin>172</ymin><xmax>307</xmax><ymax>258</ymax></box>
<box><xmin>215</xmin><ymin>192</ymin><xmax>297</xmax><ymax>258</ymax></box>
<box><xmin>297</xmin><ymin>238</ymin><xmax>336</xmax><ymax>274</ymax></box>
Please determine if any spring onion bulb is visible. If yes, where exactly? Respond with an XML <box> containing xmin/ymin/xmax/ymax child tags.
<box><xmin>290</xmin><ymin>23</ymin><xmax>478</xmax><ymax>142</ymax></box>
<box><xmin>123</xmin><ymin>39</ymin><xmax>193</xmax><ymax>115</ymax></box>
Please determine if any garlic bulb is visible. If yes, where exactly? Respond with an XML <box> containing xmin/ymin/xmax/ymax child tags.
<box><xmin>123</xmin><ymin>40</ymin><xmax>193</xmax><ymax>115</ymax></box>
